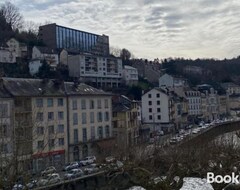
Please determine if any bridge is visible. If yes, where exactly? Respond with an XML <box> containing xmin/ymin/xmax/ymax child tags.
<box><xmin>179</xmin><ymin>120</ymin><xmax>240</xmax><ymax>147</ymax></box>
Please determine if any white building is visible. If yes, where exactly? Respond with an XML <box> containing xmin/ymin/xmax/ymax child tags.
<box><xmin>122</xmin><ymin>65</ymin><xmax>138</xmax><ymax>85</ymax></box>
<box><xmin>141</xmin><ymin>88</ymin><xmax>173</xmax><ymax>132</ymax></box>
<box><xmin>185</xmin><ymin>90</ymin><xmax>202</xmax><ymax>116</ymax></box>
<box><xmin>159</xmin><ymin>73</ymin><xmax>187</xmax><ymax>88</ymax></box>
<box><xmin>221</xmin><ymin>82</ymin><xmax>240</xmax><ymax>95</ymax></box>
<box><xmin>32</xmin><ymin>46</ymin><xmax>59</xmax><ymax>67</ymax></box>
<box><xmin>68</xmin><ymin>53</ymin><xmax>123</xmax><ymax>88</ymax></box>
<box><xmin>28</xmin><ymin>59</ymin><xmax>43</xmax><ymax>75</ymax></box>
<box><xmin>0</xmin><ymin>48</ymin><xmax>16</xmax><ymax>63</ymax></box>
<box><xmin>7</xmin><ymin>38</ymin><xmax>27</xmax><ymax>58</ymax></box>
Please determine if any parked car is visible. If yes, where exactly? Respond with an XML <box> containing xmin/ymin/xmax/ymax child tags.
<box><xmin>84</xmin><ymin>164</ymin><xmax>99</xmax><ymax>174</ymax></box>
<box><xmin>64</xmin><ymin>169</ymin><xmax>84</xmax><ymax>180</ymax></box>
<box><xmin>47</xmin><ymin>173</ymin><xmax>61</xmax><ymax>185</ymax></box>
<box><xmin>79</xmin><ymin>156</ymin><xmax>96</xmax><ymax>166</ymax></box>
<box><xmin>12</xmin><ymin>183</ymin><xmax>26</xmax><ymax>190</ymax></box>
<box><xmin>105</xmin><ymin>156</ymin><xmax>115</xmax><ymax>163</ymax></box>
<box><xmin>26</xmin><ymin>179</ymin><xmax>38</xmax><ymax>189</ymax></box>
<box><xmin>41</xmin><ymin>166</ymin><xmax>57</xmax><ymax>176</ymax></box>
<box><xmin>63</xmin><ymin>162</ymin><xmax>79</xmax><ymax>171</ymax></box>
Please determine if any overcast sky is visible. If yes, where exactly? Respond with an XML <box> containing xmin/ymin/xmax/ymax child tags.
<box><xmin>12</xmin><ymin>0</ymin><xmax>240</xmax><ymax>60</ymax></box>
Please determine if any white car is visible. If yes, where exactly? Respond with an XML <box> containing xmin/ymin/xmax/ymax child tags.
<box><xmin>79</xmin><ymin>156</ymin><xmax>96</xmax><ymax>166</ymax></box>
<box><xmin>37</xmin><ymin>173</ymin><xmax>60</xmax><ymax>187</ymax></box>
<box><xmin>64</xmin><ymin>169</ymin><xmax>83</xmax><ymax>180</ymax></box>
<box><xmin>63</xmin><ymin>162</ymin><xmax>79</xmax><ymax>171</ymax></box>
<box><xmin>84</xmin><ymin>164</ymin><xmax>99</xmax><ymax>174</ymax></box>
<box><xmin>41</xmin><ymin>166</ymin><xmax>56</xmax><ymax>176</ymax></box>
<box><xmin>105</xmin><ymin>156</ymin><xmax>115</xmax><ymax>163</ymax></box>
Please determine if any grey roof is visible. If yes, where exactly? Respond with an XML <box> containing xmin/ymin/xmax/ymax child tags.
<box><xmin>35</xmin><ymin>46</ymin><xmax>57</xmax><ymax>54</ymax></box>
<box><xmin>112</xmin><ymin>103</ymin><xmax>130</xmax><ymax>112</ymax></box>
<box><xmin>1</xmin><ymin>78</ymin><xmax>111</xmax><ymax>97</ymax></box>
<box><xmin>2</xmin><ymin>78</ymin><xmax>66</xmax><ymax>97</ymax></box>
<box><xmin>0</xmin><ymin>86</ymin><xmax>12</xmax><ymax>98</ymax></box>
<box><xmin>65</xmin><ymin>82</ymin><xmax>111</xmax><ymax>96</ymax></box>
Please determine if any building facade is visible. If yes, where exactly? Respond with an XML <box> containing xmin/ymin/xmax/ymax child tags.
<box><xmin>159</xmin><ymin>74</ymin><xmax>187</xmax><ymax>88</ymax></box>
<box><xmin>141</xmin><ymin>88</ymin><xmax>174</xmax><ymax>133</ymax></box>
<box><xmin>39</xmin><ymin>23</ymin><xmax>109</xmax><ymax>56</ymax></box>
<box><xmin>185</xmin><ymin>90</ymin><xmax>202</xmax><ymax>116</ymax></box>
<box><xmin>122</xmin><ymin>65</ymin><xmax>138</xmax><ymax>85</ymax></box>
<box><xmin>68</xmin><ymin>53</ymin><xmax>123</xmax><ymax>88</ymax></box>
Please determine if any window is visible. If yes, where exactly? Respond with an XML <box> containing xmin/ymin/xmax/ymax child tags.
<box><xmin>157</xmin><ymin>101</ymin><xmax>160</xmax><ymax>105</ymax></box>
<box><xmin>74</xmin><ymin>129</ymin><xmax>78</xmax><ymax>144</ymax></box>
<box><xmin>47</xmin><ymin>98</ymin><xmax>53</xmax><ymax>107</ymax></box>
<box><xmin>98</xmin><ymin>126</ymin><xmax>103</xmax><ymax>139</ymax></box>
<box><xmin>82</xmin><ymin>128</ymin><xmax>87</xmax><ymax>142</ymax></box>
<box><xmin>90</xmin><ymin>112</ymin><xmax>94</xmax><ymax>123</ymax></box>
<box><xmin>148</xmin><ymin>101</ymin><xmax>152</xmax><ymax>105</ymax></box>
<box><xmin>157</xmin><ymin>108</ymin><xmax>161</xmax><ymax>112</ymax></box>
<box><xmin>48</xmin><ymin>112</ymin><xmax>54</xmax><ymax>120</ymax></box>
<box><xmin>0</xmin><ymin>125</ymin><xmax>7</xmax><ymax>137</ymax></box>
<box><xmin>73</xmin><ymin>113</ymin><xmax>78</xmax><ymax>125</ymax></box>
<box><xmin>149</xmin><ymin>108</ymin><xmax>152</xmax><ymax>113</ymax></box>
<box><xmin>82</xmin><ymin>113</ymin><xmax>87</xmax><ymax>124</ymax></box>
<box><xmin>58</xmin><ymin>111</ymin><xmax>64</xmax><ymax>120</ymax></box>
<box><xmin>0</xmin><ymin>104</ymin><xmax>8</xmax><ymax>117</ymax></box>
<box><xmin>90</xmin><ymin>100</ymin><xmax>94</xmax><ymax>109</ymax></box>
<box><xmin>149</xmin><ymin>115</ymin><xmax>152</xmax><ymax>120</ymax></box>
<box><xmin>49</xmin><ymin>139</ymin><xmax>55</xmax><ymax>148</ymax></box>
<box><xmin>81</xmin><ymin>99</ymin><xmax>86</xmax><ymax>109</ymax></box>
<box><xmin>36</xmin><ymin>112</ymin><xmax>43</xmax><ymax>121</ymax></box>
<box><xmin>156</xmin><ymin>93</ymin><xmax>160</xmax><ymax>98</ymax></box>
<box><xmin>72</xmin><ymin>100</ymin><xmax>77</xmax><ymax>110</ymax></box>
<box><xmin>58</xmin><ymin>138</ymin><xmax>64</xmax><ymax>146</ymax></box>
<box><xmin>58</xmin><ymin>98</ymin><xmax>63</xmax><ymax>106</ymax></box>
<box><xmin>157</xmin><ymin>115</ymin><xmax>161</xmax><ymax>120</ymax></box>
<box><xmin>48</xmin><ymin>125</ymin><xmax>54</xmax><ymax>135</ymax></box>
<box><xmin>97</xmin><ymin>99</ymin><xmax>101</xmax><ymax>109</ymax></box>
<box><xmin>91</xmin><ymin>126</ymin><xmax>95</xmax><ymax>140</ymax></box>
<box><xmin>37</xmin><ymin>141</ymin><xmax>44</xmax><ymax>149</ymax></box>
<box><xmin>105</xmin><ymin>125</ymin><xmax>110</xmax><ymax>138</ymax></box>
<box><xmin>148</xmin><ymin>94</ymin><xmax>151</xmax><ymax>98</ymax></box>
<box><xmin>105</xmin><ymin>112</ymin><xmax>109</xmax><ymax>121</ymax></box>
<box><xmin>37</xmin><ymin>127</ymin><xmax>44</xmax><ymax>135</ymax></box>
<box><xmin>57</xmin><ymin>124</ymin><xmax>64</xmax><ymax>133</ymax></box>
<box><xmin>97</xmin><ymin>112</ymin><xmax>102</xmax><ymax>122</ymax></box>
<box><xmin>36</xmin><ymin>98</ymin><xmax>43</xmax><ymax>107</ymax></box>
<box><xmin>104</xmin><ymin>99</ymin><xmax>109</xmax><ymax>108</ymax></box>
<box><xmin>2</xmin><ymin>144</ymin><xmax>9</xmax><ymax>154</ymax></box>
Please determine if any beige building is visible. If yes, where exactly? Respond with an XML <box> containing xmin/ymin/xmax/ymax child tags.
<box><xmin>65</xmin><ymin>82</ymin><xmax>113</xmax><ymax>161</ymax></box>
<box><xmin>112</xmin><ymin>95</ymin><xmax>139</xmax><ymax>150</ymax></box>
<box><xmin>0</xmin><ymin>87</ymin><xmax>14</xmax><ymax>176</ymax></box>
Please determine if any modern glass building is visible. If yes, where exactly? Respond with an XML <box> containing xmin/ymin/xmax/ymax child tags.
<box><xmin>39</xmin><ymin>23</ymin><xmax>109</xmax><ymax>56</ymax></box>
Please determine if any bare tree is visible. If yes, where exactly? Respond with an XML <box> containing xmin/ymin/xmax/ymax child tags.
<box><xmin>0</xmin><ymin>1</ymin><xmax>24</xmax><ymax>30</ymax></box>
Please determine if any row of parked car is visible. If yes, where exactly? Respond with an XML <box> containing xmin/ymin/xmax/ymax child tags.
<box><xmin>12</xmin><ymin>156</ymin><xmax>118</xmax><ymax>190</ymax></box>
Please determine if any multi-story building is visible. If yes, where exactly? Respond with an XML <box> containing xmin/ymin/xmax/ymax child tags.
<box><xmin>0</xmin><ymin>48</ymin><xmax>16</xmax><ymax>63</ymax></box>
<box><xmin>221</xmin><ymin>82</ymin><xmax>240</xmax><ymax>95</ymax></box>
<box><xmin>65</xmin><ymin>82</ymin><xmax>113</xmax><ymax>161</ymax></box>
<box><xmin>0</xmin><ymin>78</ymin><xmax>114</xmax><ymax>173</ymax></box>
<box><xmin>159</xmin><ymin>73</ymin><xmax>187</xmax><ymax>88</ymax></box>
<box><xmin>6</xmin><ymin>38</ymin><xmax>28</xmax><ymax>58</ymax></box>
<box><xmin>122</xmin><ymin>65</ymin><xmax>138</xmax><ymax>85</ymax></box>
<box><xmin>68</xmin><ymin>53</ymin><xmax>123</xmax><ymax>88</ymax></box>
<box><xmin>185</xmin><ymin>90</ymin><xmax>202</xmax><ymax>116</ymax></box>
<box><xmin>32</xmin><ymin>46</ymin><xmax>59</xmax><ymax>67</ymax></box>
<box><xmin>0</xmin><ymin>85</ymin><xmax>14</xmax><ymax>176</ymax></box>
<box><xmin>112</xmin><ymin>95</ymin><xmax>139</xmax><ymax>150</ymax></box>
<box><xmin>141</xmin><ymin>88</ymin><xmax>174</xmax><ymax>133</ymax></box>
<box><xmin>39</xmin><ymin>23</ymin><xmax>109</xmax><ymax>56</ymax></box>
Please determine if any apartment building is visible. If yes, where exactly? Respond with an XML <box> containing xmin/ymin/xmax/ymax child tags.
<box><xmin>68</xmin><ymin>53</ymin><xmax>123</xmax><ymax>88</ymax></box>
<box><xmin>159</xmin><ymin>73</ymin><xmax>187</xmax><ymax>88</ymax></box>
<box><xmin>122</xmin><ymin>65</ymin><xmax>138</xmax><ymax>85</ymax></box>
<box><xmin>65</xmin><ymin>82</ymin><xmax>113</xmax><ymax>162</ymax></box>
<box><xmin>6</xmin><ymin>38</ymin><xmax>28</xmax><ymax>58</ymax></box>
<box><xmin>112</xmin><ymin>95</ymin><xmax>139</xmax><ymax>150</ymax></box>
<box><xmin>185</xmin><ymin>90</ymin><xmax>202</xmax><ymax>116</ymax></box>
<box><xmin>0</xmin><ymin>86</ymin><xmax>14</xmax><ymax>175</ymax></box>
<box><xmin>142</xmin><ymin>88</ymin><xmax>174</xmax><ymax>133</ymax></box>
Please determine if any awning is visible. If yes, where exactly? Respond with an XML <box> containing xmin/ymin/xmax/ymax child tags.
<box><xmin>32</xmin><ymin>149</ymin><xmax>65</xmax><ymax>158</ymax></box>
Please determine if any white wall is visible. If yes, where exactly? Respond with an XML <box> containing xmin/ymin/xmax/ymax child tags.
<box><xmin>142</xmin><ymin>88</ymin><xmax>170</xmax><ymax>123</ymax></box>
